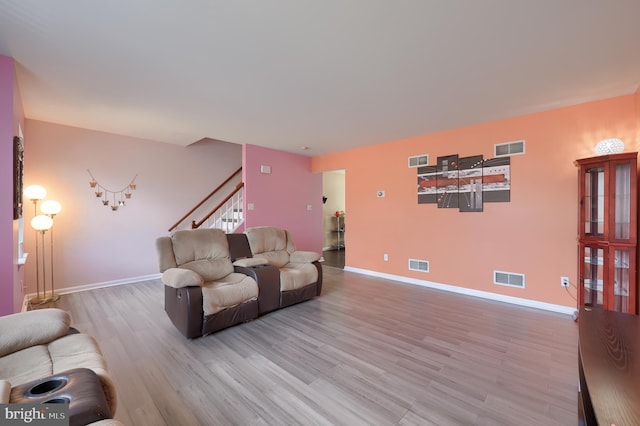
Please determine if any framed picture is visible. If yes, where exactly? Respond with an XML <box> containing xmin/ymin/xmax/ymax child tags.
<box><xmin>13</xmin><ymin>136</ymin><xmax>24</xmax><ymax>219</ymax></box>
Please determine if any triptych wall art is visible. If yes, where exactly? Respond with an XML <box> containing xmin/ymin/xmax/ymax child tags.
<box><xmin>417</xmin><ymin>154</ymin><xmax>510</xmax><ymax>212</ymax></box>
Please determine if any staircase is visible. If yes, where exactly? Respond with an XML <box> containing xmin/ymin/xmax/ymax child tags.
<box><xmin>168</xmin><ymin>167</ymin><xmax>244</xmax><ymax>233</ymax></box>
<box><xmin>198</xmin><ymin>189</ymin><xmax>243</xmax><ymax>233</ymax></box>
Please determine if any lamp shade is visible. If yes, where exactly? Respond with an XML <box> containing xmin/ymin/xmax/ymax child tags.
<box><xmin>24</xmin><ymin>185</ymin><xmax>47</xmax><ymax>201</ymax></box>
<box><xmin>31</xmin><ymin>215</ymin><xmax>53</xmax><ymax>231</ymax></box>
<box><xmin>594</xmin><ymin>138</ymin><xmax>625</xmax><ymax>155</ymax></box>
<box><xmin>40</xmin><ymin>200</ymin><xmax>62</xmax><ymax>216</ymax></box>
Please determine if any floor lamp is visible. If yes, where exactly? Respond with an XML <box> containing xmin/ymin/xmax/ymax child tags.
<box><xmin>40</xmin><ymin>200</ymin><xmax>62</xmax><ymax>302</ymax></box>
<box><xmin>24</xmin><ymin>185</ymin><xmax>47</xmax><ymax>305</ymax></box>
<box><xmin>30</xmin><ymin>214</ymin><xmax>53</xmax><ymax>305</ymax></box>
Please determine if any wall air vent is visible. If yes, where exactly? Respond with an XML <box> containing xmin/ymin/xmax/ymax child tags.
<box><xmin>409</xmin><ymin>259</ymin><xmax>429</xmax><ymax>272</ymax></box>
<box><xmin>494</xmin><ymin>140</ymin><xmax>525</xmax><ymax>157</ymax></box>
<box><xmin>494</xmin><ymin>270</ymin><xmax>525</xmax><ymax>288</ymax></box>
<box><xmin>408</xmin><ymin>154</ymin><xmax>429</xmax><ymax>168</ymax></box>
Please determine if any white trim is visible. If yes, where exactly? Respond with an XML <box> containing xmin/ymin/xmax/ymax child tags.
<box><xmin>408</xmin><ymin>258</ymin><xmax>429</xmax><ymax>273</ymax></box>
<box><xmin>344</xmin><ymin>266</ymin><xmax>575</xmax><ymax>316</ymax></box>
<box><xmin>494</xmin><ymin>139</ymin><xmax>526</xmax><ymax>157</ymax></box>
<box><xmin>408</xmin><ymin>154</ymin><xmax>429</xmax><ymax>168</ymax></box>
<box><xmin>23</xmin><ymin>273</ymin><xmax>162</xmax><ymax>299</ymax></box>
<box><xmin>493</xmin><ymin>270</ymin><xmax>526</xmax><ymax>288</ymax></box>
<box><xmin>17</xmin><ymin>253</ymin><xmax>28</xmax><ymax>266</ymax></box>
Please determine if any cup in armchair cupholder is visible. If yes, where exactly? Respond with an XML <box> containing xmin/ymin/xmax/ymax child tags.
<box><xmin>27</xmin><ymin>378</ymin><xmax>68</xmax><ymax>397</ymax></box>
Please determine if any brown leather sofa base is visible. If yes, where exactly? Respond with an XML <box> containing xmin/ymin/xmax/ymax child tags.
<box><xmin>282</xmin><ymin>282</ymin><xmax>318</xmax><ymax>308</ymax></box>
<box><xmin>164</xmin><ymin>286</ymin><xmax>260</xmax><ymax>339</ymax></box>
<box><xmin>202</xmin><ymin>299</ymin><xmax>259</xmax><ymax>337</ymax></box>
<box><xmin>164</xmin><ymin>286</ymin><xmax>203</xmax><ymax>339</ymax></box>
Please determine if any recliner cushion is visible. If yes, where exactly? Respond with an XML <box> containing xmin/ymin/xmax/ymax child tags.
<box><xmin>280</xmin><ymin>263</ymin><xmax>318</xmax><ymax>291</ymax></box>
<box><xmin>246</xmin><ymin>227</ymin><xmax>291</xmax><ymax>267</ymax></box>
<box><xmin>201</xmin><ymin>273</ymin><xmax>259</xmax><ymax>316</ymax></box>
<box><xmin>0</xmin><ymin>309</ymin><xmax>70</xmax><ymax>357</ymax></box>
<box><xmin>0</xmin><ymin>345</ymin><xmax>52</xmax><ymax>387</ymax></box>
<box><xmin>171</xmin><ymin>229</ymin><xmax>233</xmax><ymax>281</ymax></box>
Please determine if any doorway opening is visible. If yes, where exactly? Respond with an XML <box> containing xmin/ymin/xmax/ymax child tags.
<box><xmin>322</xmin><ymin>169</ymin><xmax>345</xmax><ymax>268</ymax></box>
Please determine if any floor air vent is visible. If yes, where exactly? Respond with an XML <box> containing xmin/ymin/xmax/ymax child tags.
<box><xmin>409</xmin><ymin>259</ymin><xmax>429</xmax><ymax>272</ymax></box>
<box><xmin>494</xmin><ymin>270</ymin><xmax>525</xmax><ymax>288</ymax></box>
<box><xmin>408</xmin><ymin>154</ymin><xmax>429</xmax><ymax>168</ymax></box>
<box><xmin>494</xmin><ymin>140</ymin><xmax>525</xmax><ymax>157</ymax></box>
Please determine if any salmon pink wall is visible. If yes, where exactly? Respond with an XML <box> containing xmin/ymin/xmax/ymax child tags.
<box><xmin>312</xmin><ymin>95</ymin><xmax>639</xmax><ymax>309</ymax></box>
<box><xmin>243</xmin><ymin>144</ymin><xmax>322</xmax><ymax>252</ymax></box>
<box><xmin>23</xmin><ymin>120</ymin><xmax>241</xmax><ymax>293</ymax></box>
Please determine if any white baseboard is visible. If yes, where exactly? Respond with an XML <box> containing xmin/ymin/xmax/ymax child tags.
<box><xmin>23</xmin><ymin>273</ymin><xmax>162</xmax><ymax>300</ymax></box>
<box><xmin>344</xmin><ymin>266</ymin><xmax>576</xmax><ymax>316</ymax></box>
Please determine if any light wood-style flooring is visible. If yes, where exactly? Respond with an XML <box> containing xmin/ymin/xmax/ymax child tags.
<box><xmin>322</xmin><ymin>249</ymin><xmax>345</xmax><ymax>269</ymax></box>
<box><xmin>46</xmin><ymin>266</ymin><xmax>578</xmax><ymax>425</ymax></box>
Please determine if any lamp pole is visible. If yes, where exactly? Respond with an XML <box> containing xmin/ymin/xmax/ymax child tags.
<box><xmin>29</xmin><ymin>215</ymin><xmax>53</xmax><ymax>305</ymax></box>
<box><xmin>40</xmin><ymin>199</ymin><xmax>61</xmax><ymax>303</ymax></box>
<box><xmin>24</xmin><ymin>185</ymin><xmax>47</xmax><ymax>305</ymax></box>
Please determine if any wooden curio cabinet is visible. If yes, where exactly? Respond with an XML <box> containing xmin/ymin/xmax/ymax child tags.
<box><xmin>576</xmin><ymin>152</ymin><xmax>638</xmax><ymax>314</ymax></box>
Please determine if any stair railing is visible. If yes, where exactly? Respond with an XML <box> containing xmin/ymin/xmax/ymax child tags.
<box><xmin>202</xmin><ymin>187</ymin><xmax>244</xmax><ymax>234</ymax></box>
<box><xmin>194</xmin><ymin>183</ymin><xmax>244</xmax><ymax>232</ymax></box>
<box><xmin>168</xmin><ymin>167</ymin><xmax>242</xmax><ymax>232</ymax></box>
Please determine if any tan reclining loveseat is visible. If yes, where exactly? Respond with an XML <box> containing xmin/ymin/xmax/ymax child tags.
<box><xmin>156</xmin><ymin>227</ymin><xmax>323</xmax><ymax>339</ymax></box>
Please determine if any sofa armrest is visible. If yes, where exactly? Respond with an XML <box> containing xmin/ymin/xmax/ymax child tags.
<box><xmin>0</xmin><ymin>308</ymin><xmax>70</xmax><ymax>357</ymax></box>
<box><xmin>233</xmin><ymin>257</ymin><xmax>269</xmax><ymax>267</ymax></box>
<box><xmin>290</xmin><ymin>250</ymin><xmax>321</xmax><ymax>263</ymax></box>
<box><xmin>161</xmin><ymin>268</ymin><xmax>204</xmax><ymax>288</ymax></box>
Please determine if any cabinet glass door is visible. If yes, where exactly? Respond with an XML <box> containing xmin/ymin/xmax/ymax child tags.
<box><xmin>613</xmin><ymin>247</ymin><xmax>632</xmax><ymax>313</ymax></box>
<box><xmin>582</xmin><ymin>246</ymin><xmax>604</xmax><ymax>307</ymax></box>
<box><xmin>613</xmin><ymin>163</ymin><xmax>632</xmax><ymax>240</ymax></box>
<box><xmin>584</xmin><ymin>166</ymin><xmax>605</xmax><ymax>237</ymax></box>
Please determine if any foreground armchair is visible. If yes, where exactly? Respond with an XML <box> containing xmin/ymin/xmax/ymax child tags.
<box><xmin>155</xmin><ymin>228</ymin><xmax>260</xmax><ymax>338</ymax></box>
<box><xmin>244</xmin><ymin>226</ymin><xmax>323</xmax><ymax>308</ymax></box>
<box><xmin>0</xmin><ymin>308</ymin><xmax>118</xmax><ymax>423</ymax></box>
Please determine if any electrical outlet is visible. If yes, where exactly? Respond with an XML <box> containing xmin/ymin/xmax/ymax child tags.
<box><xmin>561</xmin><ymin>276</ymin><xmax>570</xmax><ymax>287</ymax></box>
<box><xmin>383</xmin><ymin>253</ymin><xmax>388</xmax><ymax>261</ymax></box>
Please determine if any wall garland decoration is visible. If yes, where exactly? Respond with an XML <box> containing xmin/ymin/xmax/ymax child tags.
<box><xmin>87</xmin><ymin>169</ymin><xmax>138</xmax><ymax>211</ymax></box>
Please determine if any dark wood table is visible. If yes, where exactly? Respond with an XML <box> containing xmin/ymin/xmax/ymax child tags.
<box><xmin>578</xmin><ymin>307</ymin><xmax>640</xmax><ymax>425</ymax></box>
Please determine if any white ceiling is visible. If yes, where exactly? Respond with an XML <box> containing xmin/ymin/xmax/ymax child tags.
<box><xmin>1</xmin><ymin>1</ymin><xmax>639</xmax><ymax>156</ymax></box>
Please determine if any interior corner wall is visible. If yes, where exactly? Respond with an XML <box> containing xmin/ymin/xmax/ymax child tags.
<box><xmin>0</xmin><ymin>55</ymin><xmax>24</xmax><ymax>316</ymax></box>
<box><xmin>312</xmin><ymin>94</ymin><xmax>638</xmax><ymax>309</ymax></box>
<box><xmin>635</xmin><ymin>85</ymin><xmax>640</xmax><ymax>145</ymax></box>
<box><xmin>242</xmin><ymin>144</ymin><xmax>323</xmax><ymax>252</ymax></box>
<box><xmin>23</xmin><ymin>120</ymin><xmax>242</xmax><ymax>293</ymax></box>
<box><xmin>0</xmin><ymin>56</ymin><xmax>15</xmax><ymax>315</ymax></box>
